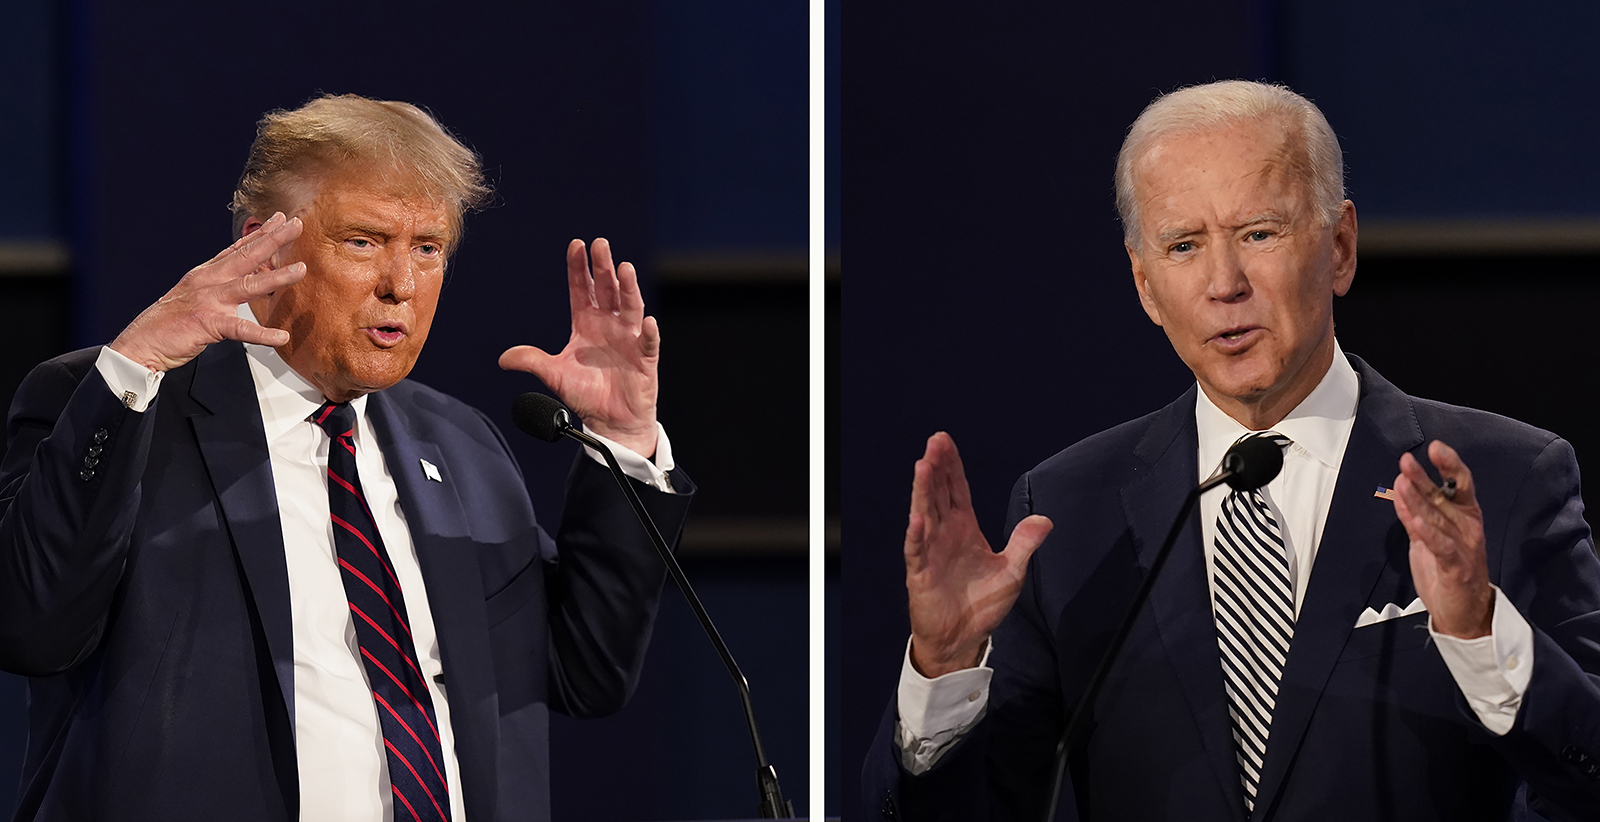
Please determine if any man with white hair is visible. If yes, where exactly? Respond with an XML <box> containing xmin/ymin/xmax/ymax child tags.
<box><xmin>864</xmin><ymin>81</ymin><xmax>1600</xmax><ymax>820</ymax></box>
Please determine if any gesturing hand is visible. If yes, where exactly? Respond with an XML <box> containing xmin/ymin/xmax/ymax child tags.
<box><xmin>906</xmin><ymin>432</ymin><xmax>1054</xmax><ymax>678</ymax></box>
<box><xmin>1392</xmin><ymin>440</ymin><xmax>1494</xmax><ymax>639</ymax></box>
<box><xmin>110</xmin><ymin>212</ymin><xmax>306</xmax><ymax>372</ymax></box>
<box><xmin>499</xmin><ymin>238</ymin><xmax>660</xmax><ymax>458</ymax></box>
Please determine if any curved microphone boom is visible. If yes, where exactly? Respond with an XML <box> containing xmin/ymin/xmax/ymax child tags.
<box><xmin>1042</xmin><ymin>433</ymin><xmax>1287</xmax><ymax>822</ymax></box>
<box><xmin>511</xmin><ymin>392</ymin><xmax>794</xmax><ymax>819</ymax></box>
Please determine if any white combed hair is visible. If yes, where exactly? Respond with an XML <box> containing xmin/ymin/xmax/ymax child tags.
<box><xmin>1114</xmin><ymin>80</ymin><xmax>1346</xmax><ymax>250</ymax></box>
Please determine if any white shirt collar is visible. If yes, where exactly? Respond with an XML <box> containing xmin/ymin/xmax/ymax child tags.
<box><xmin>238</xmin><ymin>303</ymin><xmax>369</xmax><ymax>441</ymax></box>
<box><xmin>1195</xmin><ymin>340</ymin><xmax>1360</xmax><ymax>478</ymax></box>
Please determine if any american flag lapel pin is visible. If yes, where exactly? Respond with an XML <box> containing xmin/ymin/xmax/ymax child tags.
<box><xmin>420</xmin><ymin>458</ymin><xmax>443</xmax><ymax>483</ymax></box>
<box><xmin>1374</xmin><ymin>486</ymin><xmax>1396</xmax><ymax>501</ymax></box>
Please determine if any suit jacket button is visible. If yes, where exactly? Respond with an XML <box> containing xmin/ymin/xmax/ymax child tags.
<box><xmin>1564</xmin><ymin>745</ymin><xmax>1588</xmax><ymax>765</ymax></box>
<box><xmin>88</xmin><ymin>445</ymin><xmax>103</xmax><ymax>457</ymax></box>
<box><xmin>93</xmin><ymin>429</ymin><xmax>109</xmax><ymax>444</ymax></box>
<box><xmin>83</xmin><ymin>457</ymin><xmax>99</xmax><ymax>469</ymax></box>
<box><xmin>880</xmin><ymin>790</ymin><xmax>898</xmax><ymax>820</ymax></box>
<box><xmin>78</xmin><ymin>469</ymin><xmax>94</xmax><ymax>482</ymax></box>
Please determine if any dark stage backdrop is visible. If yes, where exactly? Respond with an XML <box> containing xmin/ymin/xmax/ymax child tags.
<box><xmin>1</xmin><ymin>0</ymin><xmax>809</xmax><ymax>819</ymax></box>
<box><xmin>841</xmin><ymin>1</ymin><xmax>1600</xmax><ymax>820</ymax></box>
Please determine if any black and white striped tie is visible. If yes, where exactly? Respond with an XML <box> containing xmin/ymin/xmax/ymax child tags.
<box><xmin>1211</xmin><ymin>432</ymin><xmax>1294</xmax><ymax>813</ymax></box>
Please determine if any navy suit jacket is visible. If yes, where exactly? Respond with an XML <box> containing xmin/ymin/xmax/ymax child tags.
<box><xmin>0</xmin><ymin>341</ymin><xmax>693</xmax><ymax>821</ymax></box>
<box><xmin>866</xmin><ymin>356</ymin><xmax>1600</xmax><ymax>821</ymax></box>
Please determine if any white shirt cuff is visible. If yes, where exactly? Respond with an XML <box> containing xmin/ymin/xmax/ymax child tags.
<box><xmin>581</xmin><ymin>423</ymin><xmax>677</xmax><ymax>493</ymax></box>
<box><xmin>1430</xmin><ymin>585</ymin><xmax>1533</xmax><ymax>736</ymax></box>
<box><xmin>94</xmin><ymin>346</ymin><xmax>165</xmax><ymax>413</ymax></box>
<box><xmin>895</xmin><ymin>637</ymin><xmax>993</xmax><ymax>774</ymax></box>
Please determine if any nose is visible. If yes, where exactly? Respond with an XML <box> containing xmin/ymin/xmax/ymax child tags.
<box><xmin>377</xmin><ymin>248</ymin><xmax>417</xmax><ymax>303</ymax></box>
<box><xmin>1203</xmin><ymin>242</ymin><xmax>1251</xmax><ymax>303</ymax></box>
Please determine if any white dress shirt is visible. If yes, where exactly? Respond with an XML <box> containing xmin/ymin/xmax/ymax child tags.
<box><xmin>897</xmin><ymin>343</ymin><xmax>1535</xmax><ymax>774</ymax></box>
<box><xmin>94</xmin><ymin>318</ymin><xmax>678</xmax><ymax>821</ymax></box>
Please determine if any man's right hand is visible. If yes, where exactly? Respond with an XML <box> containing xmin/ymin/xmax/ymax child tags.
<box><xmin>906</xmin><ymin>432</ymin><xmax>1053</xmax><ymax>678</ymax></box>
<box><xmin>109</xmin><ymin>212</ymin><xmax>306</xmax><ymax>373</ymax></box>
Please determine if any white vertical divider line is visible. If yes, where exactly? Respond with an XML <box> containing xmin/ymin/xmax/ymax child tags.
<box><xmin>807</xmin><ymin>0</ymin><xmax>827</xmax><ymax>817</ymax></box>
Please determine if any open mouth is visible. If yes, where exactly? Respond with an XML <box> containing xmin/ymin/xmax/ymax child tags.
<box><xmin>364</xmin><ymin>325</ymin><xmax>407</xmax><ymax>347</ymax></box>
<box><xmin>1208</xmin><ymin>326</ymin><xmax>1259</xmax><ymax>347</ymax></box>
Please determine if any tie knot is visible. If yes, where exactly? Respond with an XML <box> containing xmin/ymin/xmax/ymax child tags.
<box><xmin>313</xmin><ymin>401</ymin><xmax>356</xmax><ymax>441</ymax></box>
<box><xmin>1236</xmin><ymin>430</ymin><xmax>1291</xmax><ymax>449</ymax></box>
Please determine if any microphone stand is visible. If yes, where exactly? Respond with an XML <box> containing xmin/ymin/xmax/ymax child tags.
<box><xmin>555</xmin><ymin>416</ymin><xmax>795</xmax><ymax>819</ymax></box>
<box><xmin>1041</xmin><ymin>466</ymin><xmax>1235</xmax><ymax>822</ymax></box>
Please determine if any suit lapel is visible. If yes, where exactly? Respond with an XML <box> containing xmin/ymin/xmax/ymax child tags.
<box><xmin>186</xmin><ymin>342</ymin><xmax>297</xmax><ymax>729</ymax></box>
<box><xmin>1121</xmin><ymin>386</ymin><xmax>1248</xmax><ymax>819</ymax></box>
<box><xmin>366</xmin><ymin>391</ymin><xmax>500</xmax><ymax>822</ymax></box>
<box><xmin>1249</xmin><ymin>356</ymin><xmax>1422</xmax><ymax>820</ymax></box>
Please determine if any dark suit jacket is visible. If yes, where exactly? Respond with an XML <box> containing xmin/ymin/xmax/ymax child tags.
<box><xmin>0</xmin><ymin>341</ymin><xmax>693</xmax><ymax>821</ymax></box>
<box><xmin>865</xmin><ymin>355</ymin><xmax>1600</xmax><ymax>821</ymax></box>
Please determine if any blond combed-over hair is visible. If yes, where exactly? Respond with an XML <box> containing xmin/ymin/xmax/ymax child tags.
<box><xmin>230</xmin><ymin>94</ymin><xmax>492</xmax><ymax>247</ymax></box>
<box><xmin>1114</xmin><ymin>80</ymin><xmax>1345</xmax><ymax>250</ymax></box>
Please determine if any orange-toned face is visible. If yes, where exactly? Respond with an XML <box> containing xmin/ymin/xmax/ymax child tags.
<box><xmin>1127</xmin><ymin>118</ymin><xmax>1356</xmax><ymax>427</ymax></box>
<box><xmin>246</xmin><ymin>166</ymin><xmax>453</xmax><ymax>403</ymax></box>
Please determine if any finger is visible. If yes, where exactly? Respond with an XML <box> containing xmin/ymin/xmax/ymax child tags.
<box><xmin>1003</xmin><ymin>514</ymin><xmax>1054</xmax><ymax>565</ymax></box>
<box><xmin>216</xmin><ymin>315</ymin><xmax>291</xmax><ymax>348</ymax></box>
<box><xmin>590</xmin><ymin>237</ymin><xmax>621</xmax><ymax>314</ymax></box>
<box><xmin>229</xmin><ymin>261</ymin><xmax>306</xmax><ymax>303</ymax></box>
<box><xmin>617</xmin><ymin>260</ymin><xmax>645</xmax><ymax>322</ymax></box>
<box><xmin>1393</xmin><ymin>472</ymin><xmax>1458</xmax><ymax>555</ymax></box>
<box><xmin>1426</xmin><ymin>440</ymin><xmax>1477</xmax><ymax>504</ymax></box>
<box><xmin>640</xmin><ymin>315</ymin><xmax>661</xmax><ymax>359</ymax></box>
<box><xmin>498</xmin><ymin>344</ymin><xmax>557</xmax><ymax>379</ymax></box>
<box><xmin>199</xmin><ymin>212</ymin><xmax>286</xmax><ymax>268</ymax></box>
<box><xmin>915</xmin><ymin>434</ymin><xmax>934</xmax><ymax>524</ymax></box>
<box><xmin>905</xmin><ymin>512</ymin><xmax>928</xmax><ymax>571</ymax></box>
<box><xmin>227</xmin><ymin>214</ymin><xmax>302</xmax><ymax>275</ymax></box>
<box><xmin>923</xmin><ymin>432</ymin><xmax>962</xmax><ymax>517</ymax></box>
<box><xmin>1396</xmin><ymin>456</ymin><xmax>1463</xmax><ymax>530</ymax></box>
<box><xmin>941</xmin><ymin>436</ymin><xmax>975</xmax><ymax>513</ymax></box>
<box><xmin>567</xmin><ymin>239</ymin><xmax>595</xmax><ymax>314</ymax></box>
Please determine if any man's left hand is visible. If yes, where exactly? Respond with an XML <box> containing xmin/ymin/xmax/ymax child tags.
<box><xmin>500</xmin><ymin>238</ymin><xmax>660</xmax><ymax>458</ymax></box>
<box><xmin>1392</xmin><ymin>439</ymin><xmax>1494</xmax><ymax>639</ymax></box>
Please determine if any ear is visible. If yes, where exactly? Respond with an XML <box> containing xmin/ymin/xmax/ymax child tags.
<box><xmin>1128</xmin><ymin>242</ymin><xmax>1164</xmax><ymax>327</ymax></box>
<box><xmin>1330</xmin><ymin>200</ymin><xmax>1358</xmax><ymax>297</ymax></box>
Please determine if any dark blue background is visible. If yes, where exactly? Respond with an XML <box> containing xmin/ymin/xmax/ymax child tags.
<box><xmin>840</xmin><ymin>2</ymin><xmax>1600</xmax><ymax>820</ymax></box>
<box><xmin>0</xmin><ymin>1</ymin><xmax>811</xmax><ymax>819</ymax></box>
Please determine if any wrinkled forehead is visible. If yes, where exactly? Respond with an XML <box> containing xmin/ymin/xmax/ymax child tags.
<box><xmin>1132</xmin><ymin>121</ymin><xmax>1307</xmax><ymax>213</ymax></box>
<box><xmin>288</xmin><ymin>161</ymin><xmax>457</xmax><ymax>237</ymax></box>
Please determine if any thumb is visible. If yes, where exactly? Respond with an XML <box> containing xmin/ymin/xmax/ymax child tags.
<box><xmin>499</xmin><ymin>344</ymin><xmax>556</xmax><ymax>378</ymax></box>
<box><xmin>1003</xmin><ymin>514</ymin><xmax>1053</xmax><ymax>566</ymax></box>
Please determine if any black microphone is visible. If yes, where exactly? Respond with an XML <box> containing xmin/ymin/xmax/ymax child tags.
<box><xmin>1221</xmin><ymin>433</ymin><xmax>1285</xmax><ymax>492</ymax></box>
<box><xmin>511</xmin><ymin>393</ymin><xmax>795</xmax><ymax>819</ymax></box>
<box><xmin>511</xmin><ymin>391</ymin><xmax>572</xmax><ymax>443</ymax></box>
<box><xmin>1043</xmin><ymin>433</ymin><xmax>1286</xmax><ymax>821</ymax></box>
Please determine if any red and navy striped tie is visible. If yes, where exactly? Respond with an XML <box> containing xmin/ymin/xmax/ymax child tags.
<box><xmin>314</xmin><ymin>402</ymin><xmax>452</xmax><ymax>822</ymax></box>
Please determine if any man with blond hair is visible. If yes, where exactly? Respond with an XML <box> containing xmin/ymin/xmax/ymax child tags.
<box><xmin>864</xmin><ymin>81</ymin><xmax>1600</xmax><ymax>820</ymax></box>
<box><xmin>0</xmin><ymin>95</ymin><xmax>690</xmax><ymax>821</ymax></box>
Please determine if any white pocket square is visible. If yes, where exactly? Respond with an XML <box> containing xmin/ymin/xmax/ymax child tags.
<box><xmin>1354</xmin><ymin>597</ymin><xmax>1426</xmax><ymax>628</ymax></box>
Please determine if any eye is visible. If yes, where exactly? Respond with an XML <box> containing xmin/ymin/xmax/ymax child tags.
<box><xmin>1247</xmin><ymin>230</ymin><xmax>1273</xmax><ymax>242</ymax></box>
<box><xmin>1169</xmin><ymin>241</ymin><xmax>1195</xmax><ymax>254</ymax></box>
<box><xmin>417</xmin><ymin>243</ymin><xmax>442</xmax><ymax>257</ymax></box>
<box><xmin>346</xmin><ymin>237</ymin><xmax>374</xmax><ymax>249</ymax></box>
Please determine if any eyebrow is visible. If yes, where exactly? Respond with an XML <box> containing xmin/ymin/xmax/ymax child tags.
<box><xmin>333</xmin><ymin>221</ymin><xmax>453</xmax><ymax>245</ymax></box>
<box><xmin>1154</xmin><ymin>211</ymin><xmax>1293</xmax><ymax>245</ymax></box>
<box><xmin>1225</xmin><ymin>211</ymin><xmax>1291</xmax><ymax>230</ymax></box>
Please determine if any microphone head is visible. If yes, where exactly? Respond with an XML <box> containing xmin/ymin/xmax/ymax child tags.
<box><xmin>1222</xmin><ymin>435</ymin><xmax>1286</xmax><ymax>491</ymax></box>
<box><xmin>512</xmin><ymin>392</ymin><xmax>573</xmax><ymax>443</ymax></box>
